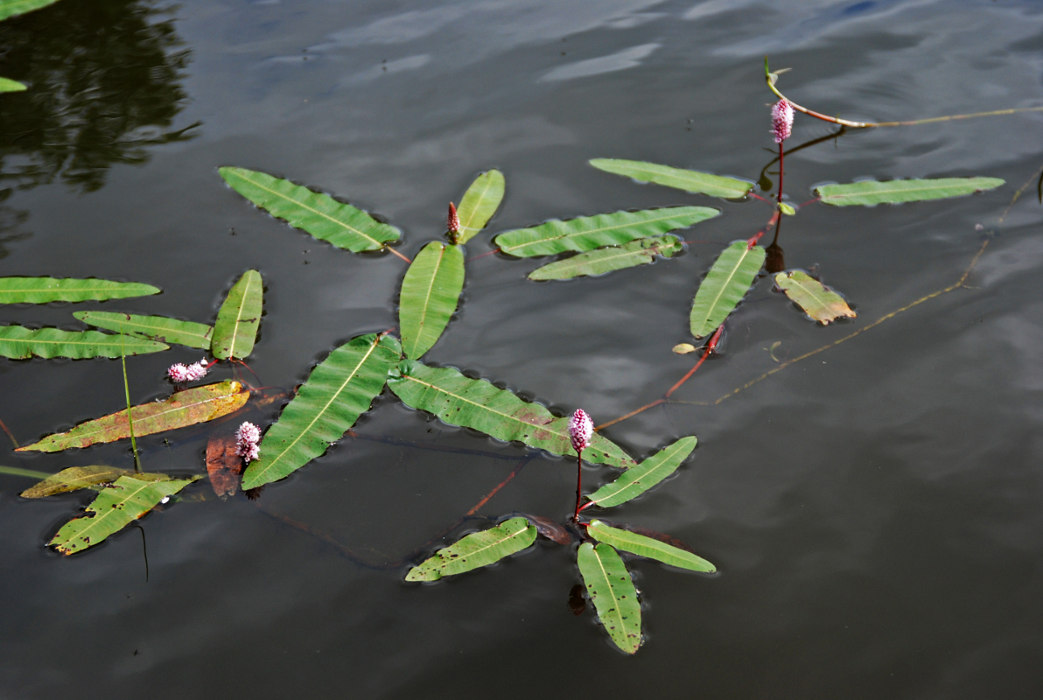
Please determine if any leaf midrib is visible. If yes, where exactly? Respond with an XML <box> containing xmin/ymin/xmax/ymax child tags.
<box><xmin>502</xmin><ymin>208</ymin><xmax>710</xmax><ymax>255</ymax></box>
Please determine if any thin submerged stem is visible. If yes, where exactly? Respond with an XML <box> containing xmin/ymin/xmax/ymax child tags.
<box><xmin>120</xmin><ymin>332</ymin><xmax>142</xmax><ymax>473</ymax></box>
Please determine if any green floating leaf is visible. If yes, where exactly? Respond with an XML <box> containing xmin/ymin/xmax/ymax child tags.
<box><xmin>17</xmin><ymin>380</ymin><xmax>250</xmax><ymax>452</ymax></box>
<box><xmin>211</xmin><ymin>269</ymin><xmax>262</xmax><ymax>361</ymax></box>
<box><xmin>455</xmin><ymin>169</ymin><xmax>504</xmax><ymax>245</ymax></box>
<box><xmin>49</xmin><ymin>475</ymin><xmax>198</xmax><ymax>555</ymax></box>
<box><xmin>399</xmin><ymin>242</ymin><xmax>465</xmax><ymax>360</ymax></box>
<box><xmin>20</xmin><ymin>466</ymin><xmax>171</xmax><ymax>498</ymax></box>
<box><xmin>74</xmin><ymin>311</ymin><xmax>213</xmax><ymax>350</ymax></box>
<box><xmin>0</xmin><ymin>77</ymin><xmax>26</xmax><ymax>92</ymax></box>
<box><xmin>587</xmin><ymin>520</ymin><xmax>716</xmax><ymax>573</ymax></box>
<box><xmin>0</xmin><ymin>326</ymin><xmax>167</xmax><ymax>360</ymax></box>
<box><xmin>590</xmin><ymin>158</ymin><xmax>753</xmax><ymax>199</ymax></box>
<box><xmin>388</xmin><ymin>362</ymin><xmax>634</xmax><ymax>468</ymax></box>
<box><xmin>405</xmin><ymin>517</ymin><xmax>537</xmax><ymax>582</ymax></box>
<box><xmin>774</xmin><ymin>270</ymin><xmax>856</xmax><ymax>325</ymax></box>
<box><xmin>242</xmin><ymin>333</ymin><xmax>401</xmax><ymax>489</ymax></box>
<box><xmin>0</xmin><ymin>277</ymin><xmax>159</xmax><ymax>304</ymax></box>
<box><xmin>815</xmin><ymin>177</ymin><xmax>1004</xmax><ymax>206</ymax></box>
<box><xmin>689</xmin><ymin>240</ymin><xmax>766</xmax><ymax>339</ymax></box>
<box><xmin>586</xmin><ymin>436</ymin><xmax>697</xmax><ymax>508</ymax></box>
<box><xmin>0</xmin><ymin>0</ymin><xmax>63</xmax><ymax>21</ymax></box>
<box><xmin>577</xmin><ymin>542</ymin><xmax>642</xmax><ymax>654</ymax></box>
<box><xmin>219</xmin><ymin>166</ymin><xmax>400</xmax><ymax>252</ymax></box>
<box><xmin>528</xmin><ymin>235</ymin><xmax>683</xmax><ymax>281</ymax></box>
<box><xmin>495</xmin><ymin>206</ymin><xmax>717</xmax><ymax>258</ymax></box>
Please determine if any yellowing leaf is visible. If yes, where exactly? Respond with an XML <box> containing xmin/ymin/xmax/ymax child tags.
<box><xmin>774</xmin><ymin>270</ymin><xmax>856</xmax><ymax>324</ymax></box>
<box><xmin>19</xmin><ymin>466</ymin><xmax>171</xmax><ymax>498</ymax></box>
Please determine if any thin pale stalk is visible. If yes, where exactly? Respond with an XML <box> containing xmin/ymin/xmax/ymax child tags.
<box><xmin>119</xmin><ymin>332</ymin><xmax>142</xmax><ymax>473</ymax></box>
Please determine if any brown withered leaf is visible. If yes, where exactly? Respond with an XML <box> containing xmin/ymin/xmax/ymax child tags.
<box><xmin>206</xmin><ymin>434</ymin><xmax>243</xmax><ymax>499</ymax></box>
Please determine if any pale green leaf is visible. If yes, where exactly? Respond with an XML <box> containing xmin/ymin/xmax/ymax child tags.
<box><xmin>455</xmin><ymin>169</ymin><xmax>504</xmax><ymax>244</ymax></box>
<box><xmin>399</xmin><ymin>242</ymin><xmax>464</xmax><ymax>359</ymax></box>
<box><xmin>0</xmin><ymin>277</ymin><xmax>159</xmax><ymax>304</ymax></box>
<box><xmin>388</xmin><ymin>362</ymin><xmax>634</xmax><ymax>468</ymax></box>
<box><xmin>587</xmin><ymin>520</ymin><xmax>716</xmax><ymax>573</ymax></box>
<box><xmin>242</xmin><ymin>333</ymin><xmax>401</xmax><ymax>489</ymax></box>
<box><xmin>20</xmin><ymin>466</ymin><xmax>172</xmax><ymax>498</ymax></box>
<box><xmin>0</xmin><ymin>326</ymin><xmax>167</xmax><ymax>360</ymax></box>
<box><xmin>815</xmin><ymin>177</ymin><xmax>1004</xmax><ymax>206</ymax></box>
<box><xmin>211</xmin><ymin>269</ymin><xmax>262</xmax><ymax>361</ymax></box>
<box><xmin>590</xmin><ymin>158</ymin><xmax>753</xmax><ymax>199</ymax></box>
<box><xmin>689</xmin><ymin>240</ymin><xmax>766</xmax><ymax>338</ymax></box>
<box><xmin>0</xmin><ymin>0</ymin><xmax>63</xmax><ymax>21</ymax></box>
<box><xmin>577</xmin><ymin>542</ymin><xmax>642</xmax><ymax>654</ymax></box>
<box><xmin>586</xmin><ymin>436</ymin><xmax>697</xmax><ymax>508</ymax></box>
<box><xmin>528</xmin><ymin>235</ymin><xmax>683</xmax><ymax>281</ymax></box>
<box><xmin>219</xmin><ymin>166</ymin><xmax>400</xmax><ymax>252</ymax></box>
<box><xmin>495</xmin><ymin>206</ymin><xmax>717</xmax><ymax>258</ymax></box>
<box><xmin>73</xmin><ymin>311</ymin><xmax>213</xmax><ymax>350</ymax></box>
<box><xmin>0</xmin><ymin>77</ymin><xmax>26</xmax><ymax>92</ymax></box>
<box><xmin>774</xmin><ymin>270</ymin><xmax>856</xmax><ymax>325</ymax></box>
<box><xmin>405</xmin><ymin>517</ymin><xmax>537</xmax><ymax>581</ymax></box>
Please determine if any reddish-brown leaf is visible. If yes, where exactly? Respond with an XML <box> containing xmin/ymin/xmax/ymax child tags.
<box><xmin>206</xmin><ymin>434</ymin><xmax>243</xmax><ymax>499</ymax></box>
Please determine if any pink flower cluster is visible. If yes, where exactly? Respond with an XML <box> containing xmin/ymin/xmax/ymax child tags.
<box><xmin>167</xmin><ymin>358</ymin><xmax>209</xmax><ymax>383</ymax></box>
<box><xmin>235</xmin><ymin>421</ymin><xmax>261</xmax><ymax>463</ymax></box>
<box><xmin>771</xmin><ymin>99</ymin><xmax>794</xmax><ymax>144</ymax></box>
<box><xmin>447</xmin><ymin>202</ymin><xmax>461</xmax><ymax>240</ymax></box>
<box><xmin>568</xmin><ymin>409</ymin><xmax>593</xmax><ymax>453</ymax></box>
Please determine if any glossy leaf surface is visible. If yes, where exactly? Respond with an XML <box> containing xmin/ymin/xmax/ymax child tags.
<box><xmin>0</xmin><ymin>326</ymin><xmax>167</xmax><ymax>359</ymax></box>
<box><xmin>689</xmin><ymin>240</ymin><xmax>766</xmax><ymax>338</ymax></box>
<box><xmin>20</xmin><ymin>466</ymin><xmax>170</xmax><ymax>498</ymax></box>
<box><xmin>495</xmin><ymin>206</ymin><xmax>716</xmax><ymax>258</ymax></box>
<box><xmin>774</xmin><ymin>270</ymin><xmax>857</xmax><ymax>324</ymax></box>
<box><xmin>0</xmin><ymin>77</ymin><xmax>26</xmax><ymax>92</ymax></box>
<box><xmin>577</xmin><ymin>542</ymin><xmax>642</xmax><ymax>654</ymax></box>
<box><xmin>17</xmin><ymin>380</ymin><xmax>249</xmax><ymax>452</ymax></box>
<box><xmin>389</xmin><ymin>362</ymin><xmax>634</xmax><ymax>468</ymax></box>
<box><xmin>815</xmin><ymin>177</ymin><xmax>1004</xmax><ymax>206</ymax></box>
<box><xmin>74</xmin><ymin>311</ymin><xmax>213</xmax><ymax>349</ymax></box>
<box><xmin>528</xmin><ymin>235</ymin><xmax>683</xmax><ymax>281</ymax></box>
<box><xmin>0</xmin><ymin>277</ymin><xmax>159</xmax><ymax>304</ymax></box>
<box><xmin>49</xmin><ymin>475</ymin><xmax>198</xmax><ymax>555</ymax></box>
<box><xmin>405</xmin><ymin>517</ymin><xmax>537</xmax><ymax>581</ymax></box>
<box><xmin>587</xmin><ymin>520</ymin><xmax>716</xmax><ymax>573</ymax></box>
<box><xmin>586</xmin><ymin>436</ymin><xmax>697</xmax><ymax>508</ymax></box>
<box><xmin>0</xmin><ymin>0</ymin><xmax>63</xmax><ymax>21</ymax></box>
<box><xmin>219</xmin><ymin>166</ymin><xmax>400</xmax><ymax>252</ymax></box>
<box><xmin>211</xmin><ymin>269</ymin><xmax>262</xmax><ymax>361</ymax></box>
<box><xmin>590</xmin><ymin>158</ymin><xmax>753</xmax><ymax>199</ymax></box>
<box><xmin>399</xmin><ymin>242</ymin><xmax>465</xmax><ymax>359</ymax></box>
<box><xmin>455</xmin><ymin>169</ymin><xmax>504</xmax><ymax>244</ymax></box>
<box><xmin>242</xmin><ymin>333</ymin><xmax>401</xmax><ymax>489</ymax></box>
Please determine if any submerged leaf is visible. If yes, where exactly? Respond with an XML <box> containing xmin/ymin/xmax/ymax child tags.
<box><xmin>19</xmin><ymin>466</ymin><xmax>171</xmax><ymax>498</ymax></box>
<box><xmin>590</xmin><ymin>158</ymin><xmax>753</xmax><ymax>199</ymax></box>
<box><xmin>0</xmin><ymin>277</ymin><xmax>159</xmax><ymax>304</ymax></box>
<box><xmin>495</xmin><ymin>206</ymin><xmax>716</xmax><ymax>258</ymax></box>
<box><xmin>17</xmin><ymin>380</ymin><xmax>250</xmax><ymax>452</ymax></box>
<box><xmin>689</xmin><ymin>240</ymin><xmax>766</xmax><ymax>338</ymax></box>
<box><xmin>219</xmin><ymin>166</ymin><xmax>400</xmax><ymax>252</ymax></box>
<box><xmin>399</xmin><ymin>242</ymin><xmax>465</xmax><ymax>359</ymax></box>
<box><xmin>241</xmin><ymin>333</ymin><xmax>401</xmax><ymax>489</ymax></box>
<box><xmin>74</xmin><ymin>311</ymin><xmax>213</xmax><ymax>350</ymax></box>
<box><xmin>815</xmin><ymin>177</ymin><xmax>1004</xmax><ymax>206</ymax></box>
<box><xmin>587</xmin><ymin>520</ymin><xmax>716</xmax><ymax>573</ymax></box>
<box><xmin>405</xmin><ymin>517</ymin><xmax>537</xmax><ymax>581</ymax></box>
<box><xmin>528</xmin><ymin>235</ymin><xmax>683</xmax><ymax>281</ymax></box>
<box><xmin>774</xmin><ymin>270</ymin><xmax>856</xmax><ymax>324</ymax></box>
<box><xmin>586</xmin><ymin>436</ymin><xmax>697</xmax><ymax>508</ymax></box>
<box><xmin>49</xmin><ymin>475</ymin><xmax>198</xmax><ymax>555</ymax></box>
<box><xmin>577</xmin><ymin>542</ymin><xmax>642</xmax><ymax>654</ymax></box>
<box><xmin>0</xmin><ymin>326</ymin><xmax>167</xmax><ymax>360</ymax></box>
<box><xmin>206</xmin><ymin>434</ymin><xmax>243</xmax><ymax>499</ymax></box>
<box><xmin>211</xmin><ymin>269</ymin><xmax>262</xmax><ymax>361</ymax></box>
<box><xmin>388</xmin><ymin>362</ymin><xmax>634</xmax><ymax>468</ymax></box>
<box><xmin>455</xmin><ymin>170</ymin><xmax>504</xmax><ymax>244</ymax></box>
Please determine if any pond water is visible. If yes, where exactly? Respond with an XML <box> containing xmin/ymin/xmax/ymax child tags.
<box><xmin>2</xmin><ymin>0</ymin><xmax>1042</xmax><ymax>697</ymax></box>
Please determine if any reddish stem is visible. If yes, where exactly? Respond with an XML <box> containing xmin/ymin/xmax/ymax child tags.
<box><xmin>777</xmin><ymin>142</ymin><xmax>785</xmax><ymax>207</ymax></box>
<box><xmin>572</xmin><ymin>449</ymin><xmax>583</xmax><ymax>523</ymax></box>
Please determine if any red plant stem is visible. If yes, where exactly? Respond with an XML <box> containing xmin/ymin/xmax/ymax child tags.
<box><xmin>0</xmin><ymin>416</ymin><xmax>18</xmax><ymax>449</ymax></box>
<box><xmin>664</xmin><ymin>325</ymin><xmax>724</xmax><ymax>398</ymax></box>
<box><xmin>595</xmin><ymin>399</ymin><xmax>664</xmax><ymax>431</ymax></box>
<box><xmin>777</xmin><ymin>142</ymin><xmax>785</xmax><ymax>206</ymax></box>
<box><xmin>466</xmin><ymin>457</ymin><xmax>528</xmax><ymax>516</ymax></box>
<box><xmin>386</xmin><ymin>246</ymin><xmax>412</xmax><ymax>264</ymax></box>
<box><xmin>572</xmin><ymin>449</ymin><xmax>583</xmax><ymax>523</ymax></box>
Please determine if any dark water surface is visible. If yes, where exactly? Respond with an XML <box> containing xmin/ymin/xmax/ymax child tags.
<box><xmin>2</xmin><ymin>1</ymin><xmax>1042</xmax><ymax>697</ymax></box>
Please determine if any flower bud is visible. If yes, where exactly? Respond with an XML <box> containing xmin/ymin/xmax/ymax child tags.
<box><xmin>568</xmin><ymin>409</ymin><xmax>593</xmax><ymax>453</ymax></box>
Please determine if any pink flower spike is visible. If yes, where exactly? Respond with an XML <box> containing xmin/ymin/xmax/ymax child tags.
<box><xmin>447</xmin><ymin>201</ymin><xmax>461</xmax><ymax>242</ymax></box>
<box><xmin>771</xmin><ymin>99</ymin><xmax>794</xmax><ymax>144</ymax></box>
<box><xmin>568</xmin><ymin>409</ymin><xmax>593</xmax><ymax>453</ymax></box>
<box><xmin>235</xmin><ymin>421</ymin><xmax>261</xmax><ymax>463</ymax></box>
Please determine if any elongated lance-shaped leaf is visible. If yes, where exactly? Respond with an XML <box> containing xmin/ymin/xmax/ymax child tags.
<box><xmin>211</xmin><ymin>269</ymin><xmax>262</xmax><ymax>360</ymax></box>
<box><xmin>49</xmin><ymin>475</ymin><xmax>198</xmax><ymax>555</ymax></box>
<box><xmin>690</xmin><ymin>240</ymin><xmax>766</xmax><ymax>338</ymax></box>
<box><xmin>528</xmin><ymin>235</ymin><xmax>683</xmax><ymax>281</ymax></box>
<box><xmin>17</xmin><ymin>380</ymin><xmax>249</xmax><ymax>452</ymax></box>
<box><xmin>496</xmin><ymin>206</ymin><xmax>717</xmax><ymax>258</ymax></box>
<box><xmin>815</xmin><ymin>177</ymin><xmax>1004</xmax><ymax>206</ymax></box>
<box><xmin>399</xmin><ymin>242</ymin><xmax>464</xmax><ymax>359</ymax></box>
<box><xmin>586</xmin><ymin>436</ymin><xmax>697</xmax><ymax>508</ymax></box>
<box><xmin>74</xmin><ymin>311</ymin><xmax>213</xmax><ymax>350</ymax></box>
<box><xmin>455</xmin><ymin>169</ymin><xmax>504</xmax><ymax>245</ymax></box>
<box><xmin>577</xmin><ymin>542</ymin><xmax>642</xmax><ymax>654</ymax></box>
<box><xmin>405</xmin><ymin>517</ymin><xmax>537</xmax><ymax>581</ymax></box>
<box><xmin>20</xmin><ymin>466</ymin><xmax>174</xmax><ymax>498</ymax></box>
<box><xmin>242</xmin><ymin>333</ymin><xmax>401</xmax><ymax>489</ymax></box>
<box><xmin>219</xmin><ymin>166</ymin><xmax>401</xmax><ymax>252</ymax></box>
<box><xmin>587</xmin><ymin>520</ymin><xmax>716</xmax><ymax>573</ymax></box>
<box><xmin>389</xmin><ymin>362</ymin><xmax>634</xmax><ymax>468</ymax></box>
<box><xmin>774</xmin><ymin>270</ymin><xmax>856</xmax><ymax>325</ymax></box>
<box><xmin>0</xmin><ymin>0</ymin><xmax>63</xmax><ymax>21</ymax></box>
<box><xmin>590</xmin><ymin>158</ymin><xmax>753</xmax><ymax>199</ymax></box>
<box><xmin>0</xmin><ymin>326</ymin><xmax>167</xmax><ymax>360</ymax></box>
<box><xmin>0</xmin><ymin>77</ymin><xmax>26</xmax><ymax>92</ymax></box>
<box><xmin>0</xmin><ymin>277</ymin><xmax>159</xmax><ymax>304</ymax></box>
